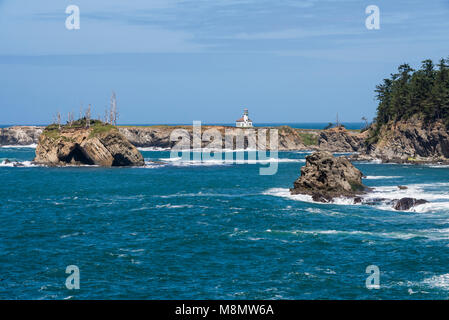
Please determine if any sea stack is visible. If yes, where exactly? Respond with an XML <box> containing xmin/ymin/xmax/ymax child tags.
<box><xmin>34</xmin><ymin>120</ymin><xmax>144</xmax><ymax>167</ymax></box>
<box><xmin>290</xmin><ymin>151</ymin><xmax>366</xmax><ymax>202</ymax></box>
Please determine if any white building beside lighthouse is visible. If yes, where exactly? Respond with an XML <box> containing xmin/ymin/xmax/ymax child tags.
<box><xmin>235</xmin><ymin>108</ymin><xmax>253</xmax><ymax>128</ymax></box>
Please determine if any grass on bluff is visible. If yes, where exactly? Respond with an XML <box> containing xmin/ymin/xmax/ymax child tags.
<box><xmin>89</xmin><ymin>123</ymin><xmax>116</xmax><ymax>138</ymax></box>
<box><xmin>298</xmin><ymin>132</ymin><xmax>318</xmax><ymax>146</ymax></box>
<box><xmin>43</xmin><ymin>119</ymin><xmax>116</xmax><ymax>140</ymax></box>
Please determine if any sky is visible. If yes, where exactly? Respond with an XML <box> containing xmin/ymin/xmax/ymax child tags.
<box><xmin>1</xmin><ymin>0</ymin><xmax>449</xmax><ymax>125</ymax></box>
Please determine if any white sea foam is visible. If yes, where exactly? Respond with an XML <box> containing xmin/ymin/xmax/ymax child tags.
<box><xmin>263</xmin><ymin>185</ymin><xmax>449</xmax><ymax>213</ymax></box>
<box><xmin>265</xmin><ymin>228</ymin><xmax>420</xmax><ymax>240</ymax></box>
<box><xmin>0</xmin><ymin>144</ymin><xmax>37</xmax><ymax>148</ymax></box>
<box><xmin>158</xmin><ymin>157</ymin><xmax>304</xmax><ymax>166</ymax></box>
<box><xmin>354</xmin><ymin>159</ymin><xmax>382</xmax><ymax>164</ymax></box>
<box><xmin>137</xmin><ymin>147</ymin><xmax>171</xmax><ymax>151</ymax></box>
<box><xmin>369</xmin><ymin>184</ymin><xmax>449</xmax><ymax>202</ymax></box>
<box><xmin>421</xmin><ymin>273</ymin><xmax>449</xmax><ymax>290</ymax></box>
<box><xmin>266</xmin><ymin>227</ymin><xmax>449</xmax><ymax>241</ymax></box>
<box><xmin>364</xmin><ymin>175</ymin><xmax>401</xmax><ymax>180</ymax></box>
<box><xmin>262</xmin><ymin>188</ymin><xmax>355</xmax><ymax>206</ymax></box>
<box><xmin>141</xmin><ymin>161</ymin><xmax>166</xmax><ymax>169</ymax></box>
<box><xmin>155</xmin><ymin>204</ymin><xmax>193</xmax><ymax>209</ymax></box>
<box><xmin>0</xmin><ymin>160</ymin><xmax>39</xmax><ymax>167</ymax></box>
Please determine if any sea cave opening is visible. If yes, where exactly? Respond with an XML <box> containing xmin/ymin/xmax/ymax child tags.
<box><xmin>61</xmin><ymin>145</ymin><xmax>94</xmax><ymax>165</ymax></box>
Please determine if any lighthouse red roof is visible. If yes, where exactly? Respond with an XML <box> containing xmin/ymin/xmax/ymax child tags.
<box><xmin>236</xmin><ymin>117</ymin><xmax>252</xmax><ymax>122</ymax></box>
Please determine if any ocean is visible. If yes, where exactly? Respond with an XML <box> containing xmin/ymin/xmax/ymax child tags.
<box><xmin>1</xmin><ymin>146</ymin><xmax>449</xmax><ymax>299</ymax></box>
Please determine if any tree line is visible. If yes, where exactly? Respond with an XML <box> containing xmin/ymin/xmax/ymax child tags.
<box><xmin>374</xmin><ymin>58</ymin><xmax>449</xmax><ymax>128</ymax></box>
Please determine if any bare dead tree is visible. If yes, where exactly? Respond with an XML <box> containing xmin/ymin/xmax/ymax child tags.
<box><xmin>105</xmin><ymin>106</ymin><xmax>109</xmax><ymax>124</ymax></box>
<box><xmin>86</xmin><ymin>104</ymin><xmax>91</xmax><ymax>128</ymax></box>
<box><xmin>110</xmin><ymin>91</ymin><xmax>118</xmax><ymax>125</ymax></box>
<box><xmin>57</xmin><ymin>112</ymin><xmax>61</xmax><ymax>130</ymax></box>
<box><xmin>109</xmin><ymin>107</ymin><xmax>113</xmax><ymax>125</ymax></box>
<box><xmin>68</xmin><ymin>112</ymin><xmax>74</xmax><ymax>126</ymax></box>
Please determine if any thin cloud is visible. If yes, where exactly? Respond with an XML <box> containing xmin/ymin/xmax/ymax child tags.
<box><xmin>226</xmin><ymin>28</ymin><xmax>363</xmax><ymax>40</ymax></box>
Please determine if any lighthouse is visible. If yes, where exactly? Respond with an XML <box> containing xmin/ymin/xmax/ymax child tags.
<box><xmin>235</xmin><ymin>108</ymin><xmax>253</xmax><ymax>128</ymax></box>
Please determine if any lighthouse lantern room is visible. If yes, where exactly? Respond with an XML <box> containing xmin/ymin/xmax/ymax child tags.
<box><xmin>235</xmin><ymin>108</ymin><xmax>253</xmax><ymax>128</ymax></box>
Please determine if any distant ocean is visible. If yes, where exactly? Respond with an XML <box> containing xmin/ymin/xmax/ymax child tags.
<box><xmin>0</xmin><ymin>122</ymin><xmax>366</xmax><ymax>130</ymax></box>
<box><xmin>2</xmin><ymin>146</ymin><xmax>449</xmax><ymax>299</ymax></box>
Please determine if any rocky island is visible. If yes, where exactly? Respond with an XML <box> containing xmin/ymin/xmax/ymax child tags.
<box><xmin>290</xmin><ymin>151</ymin><xmax>366</xmax><ymax>203</ymax></box>
<box><xmin>290</xmin><ymin>151</ymin><xmax>428</xmax><ymax>210</ymax></box>
<box><xmin>34</xmin><ymin>119</ymin><xmax>144</xmax><ymax>167</ymax></box>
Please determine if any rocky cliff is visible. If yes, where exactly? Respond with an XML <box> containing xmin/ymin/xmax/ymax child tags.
<box><xmin>2</xmin><ymin>124</ymin><xmax>369</xmax><ymax>153</ymax></box>
<box><xmin>365</xmin><ymin>118</ymin><xmax>449</xmax><ymax>163</ymax></box>
<box><xmin>317</xmin><ymin>126</ymin><xmax>367</xmax><ymax>152</ymax></box>
<box><xmin>0</xmin><ymin>126</ymin><xmax>43</xmax><ymax>146</ymax></box>
<box><xmin>118</xmin><ymin>125</ymin><xmax>307</xmax><ymax>151</ymax></box>
<box><xmin>34</xmin><ymin>123</ymin><xmax>144</xmax><ymax>167</ymax></box>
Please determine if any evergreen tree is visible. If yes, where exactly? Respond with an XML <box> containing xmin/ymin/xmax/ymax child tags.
<box><xmin>374</xmin><ymin>57</ymin><xmax>449</xmax><ymax>129</ymax></box>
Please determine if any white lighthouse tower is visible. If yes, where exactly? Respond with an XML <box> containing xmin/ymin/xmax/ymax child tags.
<box><xmin>235</xmin><ymin>108</ymin><xmax>253</xmax><ymax>128</ymax></box>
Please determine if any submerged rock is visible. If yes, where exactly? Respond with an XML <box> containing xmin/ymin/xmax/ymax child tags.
<box><xmin>290</xmin><ymin>151</ymin><xmax>366</xmax><ymax>202</ymax></box>
<box><xmin>311</xmin><ymin>192</ymin><xmax>333</xmax><ymax>203</ymax></box>
<box><xmin>393</xmin><ymin>198</ymin><xmax>428</xmax><ymax>211</ymax></box>
<box><xmin>34</xmin><ymin>121</ymin><xmax>144</xmax><ymax>167</ymax></box>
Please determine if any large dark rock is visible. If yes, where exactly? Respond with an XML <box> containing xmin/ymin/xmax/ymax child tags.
<box><xmin>393</xmin><ymin>198</ymin><xmax>428</xmax><ymax>211</ymax></box>
<box><xmin>311</xmin><ymin>192</ymin><xmax>333</xmax><ymax>203</ymax></box>
<box><xmin>290</xmin><ymin>151</ymin><xmax>366</xmax><ymax>202</ymax></box>
<box><xmin>34</xmin><ymin>123</ymin><xmax>144</xmax><ymax>167</ymax></box>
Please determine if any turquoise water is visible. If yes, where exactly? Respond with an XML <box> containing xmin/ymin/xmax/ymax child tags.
<box><xmin>1</xmin><ymin>147</ymin><xmax>449</xmax><ymax>299</ymax></box>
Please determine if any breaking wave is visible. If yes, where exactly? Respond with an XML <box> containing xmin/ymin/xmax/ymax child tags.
<box><xmin>137</xmin><ymin>147</ymin><xmax>171</xmax><ymax>151</ymax></box>
<box><xmin>265</xmin><ymin>228</ymin><xmax>449</xmax><ymax>241</ymax></box>
<box><xmin>364</xmin><ymin>175</ymin><xmax>401</xmax><ymax>180</ymax></box>
<box><xmin>0</xmin><ymin>160</ymin><xmax>39</xmax><ymax>167</ymax></box>
<box><xmin>0</xmin><ymin>144</ymin><xmax>37</xmax><ymax>149</ymax></box>
<box><xmin>263</xmin><ymin>184</ymin><xmax>449</xmax><ymax>213</ymax></box>
<box><xmin>157</xmin><ymin>157</ymin><xmax>304</xmax><ymax>166</ymax></box>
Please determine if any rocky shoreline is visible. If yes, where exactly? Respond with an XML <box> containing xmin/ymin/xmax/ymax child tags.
<box><xmin>0</xmin><ymin>125</ymin><xmax>366</xmax><ymax>152</ymax></box>
<box><xmin>2</xmin><ymin>120</ymin><xmax>449</xmax><ymax>165</ymax></box>
<box><xmin>0</xmin><ymin>126</ymin><xmax>43</xmax><ymax>146</ymax></box>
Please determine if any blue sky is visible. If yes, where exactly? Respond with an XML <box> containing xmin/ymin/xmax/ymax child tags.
<box><xmin>1</xmin><ymin>0</ymin><xmax>449</xmax><ymax>124</ymax></box>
